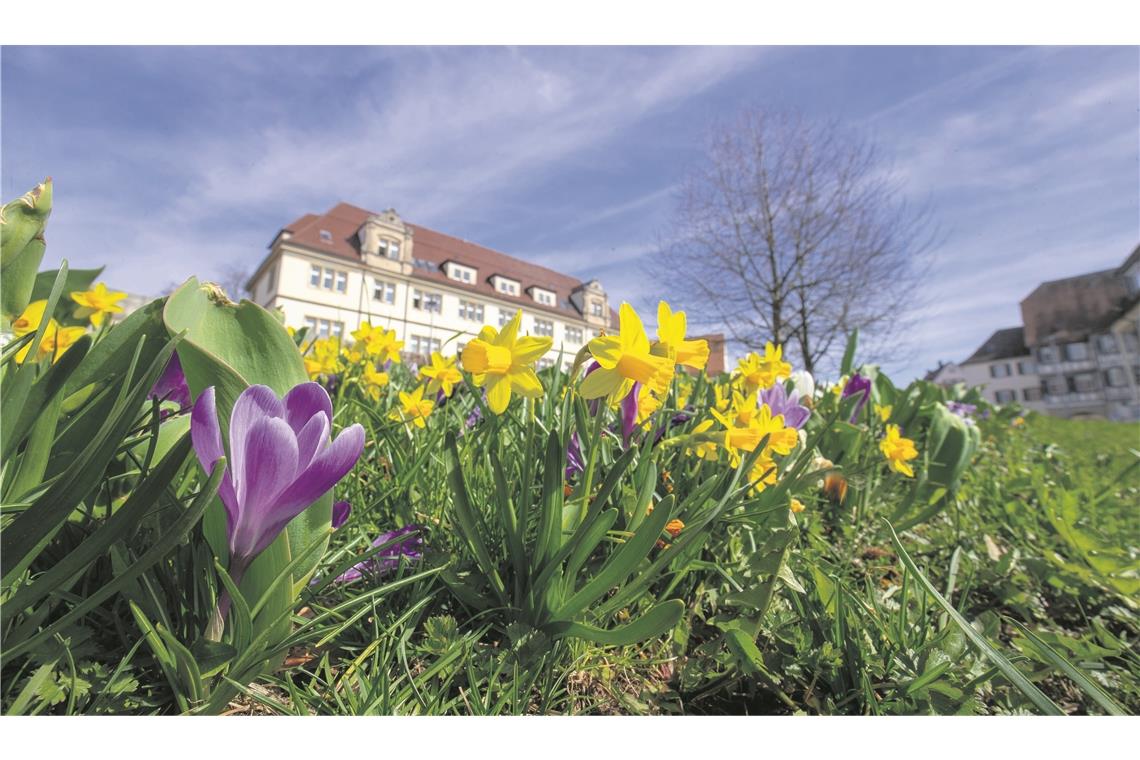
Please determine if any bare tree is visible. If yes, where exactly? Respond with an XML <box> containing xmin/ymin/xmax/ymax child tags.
<box><xmin>659</xmin><ymin>110</ymin><xmax>934</xmax><ymax>375</ymax></box>
<box><xmin>213</xmin><ymin>263</ymin><xmax>254</xmax><ymax>302</ymax></box>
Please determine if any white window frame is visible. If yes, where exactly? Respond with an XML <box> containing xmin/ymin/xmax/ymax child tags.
<box><xmin>373</xmin><ymin>279</ymin><xmax>396</xmax><ymax>304</ymax></box>
<box><xmin>459</xmin><ymin>299</ymin><xmax>484</xmax><ymax>321</ymax></box>
<box><xmin>532</xmin><ymin>288</ymin><xmax>556</xmax><ymax>306</ymax></box>
<box><xmin>310</xmin><ymin>265</ymin><xmax>322</xmax><ymax>287</ymax></box>
<box><xmin>413</xmin><ymin>289</ymin><xmax>443</xmax><ymax>314</ymax></box>
<box><xmin>565</xmin><ymin>326</ymin><xmax>583</xmax><ymax>344</ymax></box>
<box><xmin>335</xmin><ymin>271</ymin><xmax>348</xmax><ymax>293</ymax></box>
<box><xmin>533</xmin><ymin>318</ymin><xmax>554</xmax><ymax>337</ymax></box>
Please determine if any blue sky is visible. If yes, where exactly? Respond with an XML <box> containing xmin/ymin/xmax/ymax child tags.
<box><xmin>2</xmin><ymin>46</ymin><xmax>1137</xmax><ymax>381</ymax></box>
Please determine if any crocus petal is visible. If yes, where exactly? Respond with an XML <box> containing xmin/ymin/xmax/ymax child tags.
<box><xmin>229</xmin><ymin>385</ymin><xmax>287</xmax><ymax>502</ymax></box>
<box><xmin>331</xmin><ymin>500</ymin><xmax>351</xmax><ymax>530</ymax></box>
<box><xmin>294</xmin><ymin>412</ymin><xmax>331</xmax><ymax>472</ymax></box>
<box><xmin>283</xmin><ymin>382</ymin><xmax>334</xmax><ymax>435</ymax></box>
<box><xmin>620</xmin><ymin>382</ymin><xmax>640</xmax><ymax>448</ymax></box>
<box><xmin>230</xmin><ymin>416</ymin><xmax>300</xmax><ymax>558</ymax></box>
<box><xmin>270</xmin><ymin>423</ymin><xmax>365</xmax><ymax>521</ymax></box>
<box><xmin>190</xmin><ymin>387</ymin><xmax>239</xmax><ymax>529</ymax></box>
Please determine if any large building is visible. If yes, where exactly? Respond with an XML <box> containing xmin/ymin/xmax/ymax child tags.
<box><xmin>246</xmin><ymin>203</ymin><xmax>618</xmax><ymax>371</ymax></box>
<box><xmin>934</xmin><ymin>245</ymin><xmax>1140</xmax><ymax>421</ymax></box>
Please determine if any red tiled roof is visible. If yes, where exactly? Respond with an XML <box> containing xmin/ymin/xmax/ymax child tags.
<box><xmin>278</xmin><ymin>202</ymin><xmax>608</xmax><ymax>323</ymax></box>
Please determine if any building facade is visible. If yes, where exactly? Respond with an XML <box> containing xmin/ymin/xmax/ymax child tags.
<box><xmin>246</xmin><ymin>203</ymin><xmax>617</xmax><ymax>370</ymax></box>
<box><xmin>943</xmin><ymin>245</ymin><xmax>1140</xmax><ymax>421</ymax></box>
<box><xmin>950</xmin><ymin>327</ymin><xmax>1047</xmax><ymax>412</ymax></box>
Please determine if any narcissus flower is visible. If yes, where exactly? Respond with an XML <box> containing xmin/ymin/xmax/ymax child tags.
<box><xmin>685</xmin><ymin>419</ymin><xmax>719</xmax><ymax>460</ymax></box>
<box><xmin>752</xmin><ymin>404</ymin><xmax>799</xmax><ymax>456</ymax></box>
<box><xmin>420</xmin><ymin>351</ymin><xmax>463</xmax><ymax>397</ymax></box>
<box><xmin>191</xmin><ymin>383</ymin><xmax>365</xmax><ymax>580</ymax></box>
<box><xmin>12</xmin><ymin>300</ymin><xmax>86</xmax><ymax>364</ymax></box>
<box><xmin>580</xmin><ymin>303</ymin><xmax>675</xmax><ymax>403</ymax></box>
<box><xmin>460</xmin><ymin>310</ymin><xmax>551</xmax><ymax>414</ymax></box>
<box><xmin>880</xmin><ymin>423</ymin><xmax>918</xmax><ymax>477</ymax></box>
<box><xmin>874</xmin><ymin>403</ymin><xmax>892</xmax><ymax>423</ymax></box>
<box><xmin>789</xmin><ymin>498</ymin><xmax>806</xmax><ymax>514</ymax></box>
<box><xmin>71</xmin><ymin>282</ymin><xmax>127</xmax><ymax>326</ymax></box>
<box><xmin>11</xmin><ymin>300</ymin><xmax>48</xmax><ymax>338</ymax></box>
<box><xmin>735</xmin><ymin>343</ymin><xmax>792</xmax><ymax>392</ymax></box>
<box><xmin>360</xmin><ymin>363</ymin><xmax>389</xmax><ymax>402</ymax></box>
<box><xmin>653</xmin><ymin>301</ymin><xmax>709</xmax><ymax>371</ymax></box>
<box><xmin>748</xmin><ymin>452</ymin><xmax>779</xmax><ymax>494</ymax></box>
<box><xmin>305</xmin><ymin>338</ymin><xmax>344</xmax><ymax>379</ymax></box>
<box><xmin>390</xmin><ymin>384</ymin><xmax>434</xmax><ymax>429</ymax></box>
<box><xmin>351</xmin><ymin>322</ymin><xmax>403</xmax><ymax>363</ymax></box>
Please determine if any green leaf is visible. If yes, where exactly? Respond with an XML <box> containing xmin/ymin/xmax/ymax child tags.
<box><xmin>544</xmin><ymin>599</ymin><xmax>683</xmax><ymax>646</ymax></box>
<box><xmin>1008</xmin><ymin>619</ymin><xmax>1126</xmax><ymax>716</ymax></box>
<box><xmin>443</xmin><ymin>432</ymin><xmax>508</xmax><ymax>607</ymax></box>
<box><xmin>1</xmin><ymin>179</ymin><xmax>52</xmax><ymax>318</ymax></box>
<box><xmin>30</xmin><ymin>266</ymin><xmax>105</xmax><ymax>324</ymax></box>
<box><xmin>883</xmin><ymin>519</ymin><xmax>1064</xmax><ymax>715</ymax></box>
<box><xmin>840</xmin><ymin>328</ymin><xmax>859</xmax><ymax>376</ymax></box>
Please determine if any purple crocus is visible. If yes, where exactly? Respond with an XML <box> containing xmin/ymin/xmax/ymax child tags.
<box><xmin>191</xmin><ymin>383</ymin><xmax>365</xmax><ymax>584</ymax></box>
<box><xmin>149</xmin><ymin>353</ymin><xmax>192</xmax><ymax>412</ymax></box>
<box><xmin>332</xmin><ymin>524</ymin><xmax>424</xmax><ymax>584</ymax></box>
<box><xmin>331</xmin><ymin>500</ymin><xmax>352</xmax><ymax>530</ymax></box>
<box><xmin>760</xmin><ymin>383</ymin><xmax>811</xmax><ymax>430</ymax></box>
<box><xmin>565</xmin><ymin>431</ymin><xmax>585</xmax><ymax>480</ymax></box>
<box><xmin>946</xmin><ymin>401</ymin><xmax>977</xmax><ymax>418</ymax></box>
<box><xmin>841</xmin><ymin>373</ymin><xmax>872</xmax><ymax>423</ymax></box>
<box><xmin>619</xmin><ymin>382</ymin><xmax>641</xmax><ymax>448</ymax></box>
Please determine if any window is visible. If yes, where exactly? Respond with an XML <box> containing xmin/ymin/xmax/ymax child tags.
<box><xmin>413</xmin><ymin>259</ymin><xmax>438</xmax><ymax>272</ymax></box>
<box><xmin>373</xmin><ymin>280</ymin><xmax>396</xmax><ymax>304</ymax></box>
<box><xmin>319</xmin><ymin>229</ymin><xmax>333</xmax><ymax>243</ymax></box>
<box><xmin>1044</xmin><ymin>375</ymin><xmax>1067</xmax><ymax>395</ymax></box>
<box><xmin>448</xmin><ymin>263</ymin><xmax>476</xmax><ymax>283</ymax></box>
<box><xmin>1017</xmin><ymin>360</ymin><xmax>1035</xmax><ymax>375</ymax></box>
<box><xmin>409</xmin><ymin>335</ymin><xmax>441</xmax><ymax>356</ymax></box>
<box><xmin>1023</xmin><ymin>387</ymin><xmax>1043</xmax><ymax>401</ymax></box>
<box><xmin>532</xmin><ymin>288</ymin><xmax>555</xmax><ymax>306</ymax></box>
<box><xmin>1104</xmin><ymin>366</ymin><xmax>1128</xmax><ymax>387</ymax></box>
<box><xmin>565</xmin><ymin>326</ymin><xmax>583</xmax><ymax>344</ymax></box>
<box><xmin>1071</xmin><ymin>372</ymin><xmax>1097</xmax><ymax>393</ymax></box>
<box><xmin>499</xmin><ymin>308</ymin><xmax>513</xmax><ymax>327</ymax></box>
<box><xmin>1063</xmin><ymin>342</ymin><xmax>1088</xmax><ymax>361</ymax></box>
<box><xmin>412</xmin><ymin>289</ymin><xmax>442</xmax><ymax>314</ymax></box>
<box><xmin>458</xmin><ymin>300</ymin><xmax>484</xmax><ymax>321</ymax></box>
<box><xmin>591</xmin><ymin>301</ymin><xmax>604</xmax><ymax>317</ymax></box>
<box><xmin>989</xmin><ymin>363</ymin><xmax>1011</xmax><ymax>378</ymax></box>
<box><xmin>265</xmin><ymin>265</ymin><xmax>276</xmax><ymax>295</ymax></box>
<box><xmin>311</xmin><ymin>265</ymin><xmax>347</xmax><ymax>292</ymax></box>
<box><xmin>495</xmin><ymin>277</ymin><xmax>519</xmax><ymax>295</ymax></box>
<box><xmin>536</xmin><ymin>357</ymin><xmax>555</xmax><ymax>370</ymax></box>
<box><xmin>378</xmin><ymin>239</ymin><xmax>401</xmax><ymax>260</ymax></box>
<box><xmin>533</xmin><ymin>318</ymin><xmax>554</xmax><ymax>337</ymax></box>
<box><xmin>304</xmin><ymin>316</ymin><xmax>343</xmax><ymax>340</ymax></box>
<box><xmin>994</xmin><ymin>389</ymin><xmax>1016</xmax><ymax>404</ymax></box>
<box><xmin>1095</xmin><ymin>334</ymin><xmax>1120</xmax><ymax>355</ymax></box>
<box><xmin>1123</xmin><ymin>332</ymin><xmax>1140</xmax><ymax>354</ymax></box>
<box><xmin>1037</xmin><ymin>345</ymin><xmax>1059</xmax><ymax>364</ymax></box>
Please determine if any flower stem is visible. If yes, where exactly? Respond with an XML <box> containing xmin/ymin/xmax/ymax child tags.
<box><xmin>205</xmin><ymin>555</ymin><xmax>251</xmax><ymax>642</ymax></box>
<box><xmin>578</xmin><ymin>400</ymin><xmax>608</xmax><ymax>519</ymax></box>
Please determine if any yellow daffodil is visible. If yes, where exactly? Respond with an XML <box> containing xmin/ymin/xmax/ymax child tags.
<box><xmin>653</xmin><ymin>301</ymin><xmax>709</xmax><ymax>371</ymax></box>
<box><xmin>17</xmin><ymin>321</ymin><xmax>86</xmax><ymax>364</ymax></box>
<box><xmin>789</xmin><ymin>498</ymin><xmax>806</xmax><ymax>514</ymax></box>
<box><xmin>580</xmin><ymin>303</ymin><xmax>675</xmax><ymax>403</ymax></box>
<box><xmin>420</xmin><ymin>351</ymin><xmax>463</xmax><ymax>397</ymax></box>
<box><xmin>11</xmin><ymin>300</ymin><xmax>49</xmax><ymax>337</ymax></box>
<box><xmin>390</xmin><ymin>384</ymin><xmax>434</xmax><ymax>429</ymax></box>
<box><xmin>1012</xmin><ymin>416</ymin><xmax>1026</xmax><ymax>428</ymax></box>
<box><xmin>460</xmin><ymin>310</ymin><xmax>551</xmax><ymax>414</ymax></box>
<box><xmin>753</xmin><ymin>404</ymin><xmax>799</xmax><ymax>456</ymax></box>
<box><xmin>71</xmin><ymin>282</ymin><xmax>127</xmax><ymax>326</ymax></box>
<box><xmin>686</xmin><ymin>419</ymin><xmax>719</xmax><ymax>460</ymax></box>
<box><xmin>880</xmin><ymin>423</ymin><xmax>918</xmax><ymax>477</ymax></box>
<box><xmin>748</xmin><ymin>451</ymin><xmax>779</xmax><ymax>494</ymax></box>
<box><xmin>304</xmin><ymin>338</ymin><xmax>343</xmax><ymax>379</ymax></box>
<box><xmin>710</xmin><ymin>408</ymin><xmax>764</xmax><ymax>456</ymax></box>
<box><xmin>352</xmin><ymin>322</ymin><xmax>404</xmax><ymax>363</ymax></box>
<box><xmin>735</xmin><ymin>342</ymin><xmax>792</xmax><ymax>392</ymax></box>
<box><xmin>874</xmin><ymin>403</ymin><xmax>892</xmax><ymax>422</ymax></box>
<box><xmin>635</xmin><ymin>383</ymin><xmax>662</xmax><ymax>427</ymax></box>
<box><xmin>360</xmin><ymin>363</ymin><xmax>390</xmax><ymax>402</ymax></box>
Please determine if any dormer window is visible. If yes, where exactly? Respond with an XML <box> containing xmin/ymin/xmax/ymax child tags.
<box><xmin>591</xmin><ymin>301</ymin><xmax>603</xmax><ymax>317</ymax></box>
<box><xmin>491</xmin><ymin>275</ymin><xmax>520</xmax><ymax>296</ymax></box>
<box><xmin>319</xmin><ymin>229</ymin><xmax>333</xmax><ymax>243</ymax></box>
<box><xmin>377</xmin><ymin>239</ymin><xmax>401</xmax><ymax>260</ymax></box>
<box><xmin>531</xmin><ymin>287</ymin><xmax>556</xmax><ymax>307</ymax></box>
<box><xmin>446</xmin><ymin>262</ymin><xmax>477</xmax><ymax>284</ymax></box>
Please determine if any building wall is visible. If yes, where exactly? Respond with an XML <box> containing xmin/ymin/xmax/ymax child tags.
<box><xmin>1032</xmin><ymin>315</ymin><xmax>1140</xmax><ymax>421</ymax></box>
<box><xmin>254</xmin><ymin>247</ymin><xmax>593</xmax><ymax>369</ymax></box>
<box><xmin>957</xmin><ymin>357</ymin><xmax>1047</xmax><ymax>412</ymax></box>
